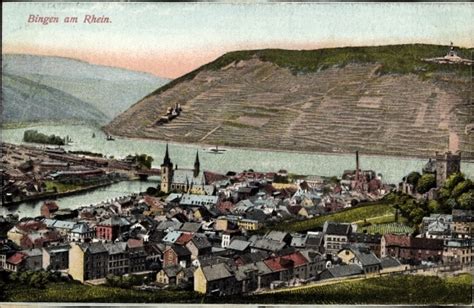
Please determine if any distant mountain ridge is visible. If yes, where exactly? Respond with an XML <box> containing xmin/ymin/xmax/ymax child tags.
<box><xmin>2</xmin><ymin>73</ymin><xmax>108</xmax><ymax>124</ymax></box>
<box><xmin>105</xmin><ymin>44</ymin><xmax>474</xmax><ymax>158</ymax></box>
<box><xmin>2</xmin><ymin>54</ymin><xmax>169</xmax><ymax>120</ymax></box>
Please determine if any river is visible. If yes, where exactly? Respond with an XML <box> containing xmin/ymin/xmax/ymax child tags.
<box><xmin>2</xmin><ymin>124</ymin><xmax>473</xmax><ymax>218</ymax></box>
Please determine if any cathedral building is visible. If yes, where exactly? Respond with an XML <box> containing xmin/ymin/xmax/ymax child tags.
<box><xmin>160</xmin><ymin>144</ymin><xmax>210</xmax><ymax>194</ymax></box>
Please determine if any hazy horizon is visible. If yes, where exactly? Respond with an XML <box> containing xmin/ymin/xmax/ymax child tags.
<box><xmin>3</xmin><ymin>2</ymin><xmax>473</xmax><ymax>78</ymax></box>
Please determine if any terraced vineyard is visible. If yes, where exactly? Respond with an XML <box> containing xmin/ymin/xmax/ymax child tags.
<box><xmin>269</xmin><ymin>203</ymin><xmax>397</xmax><ymax>232</ymax></box>
<box><xmin>106</xmin><ymin>45</ymin><xmax>474</xmax><ymax>159</ymax></box>
<box><xmin>360</xmin><ymin>222</ymin><xmax>414</xmax><ymax>235</ymax></box>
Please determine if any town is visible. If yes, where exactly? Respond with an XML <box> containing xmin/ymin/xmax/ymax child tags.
<box><xmin>0</xmin><ymin>142</ymin><xmax>471</xmax><ymax>298</ymax></box>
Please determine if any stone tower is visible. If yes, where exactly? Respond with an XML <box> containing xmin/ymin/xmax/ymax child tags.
<box><xmin>194</xmin><ymin>150</ymin><xmax>200</xmax><ymax>178</ymax></box>
<box><xmin>435</xmin><ymin>151</ymin><xmax>461</xmax><ymax>187</ymax></box>
<box><xmin>160</xmin><ymin>144</ymin><xmax>174</xmax><ymax>193</ymax></box>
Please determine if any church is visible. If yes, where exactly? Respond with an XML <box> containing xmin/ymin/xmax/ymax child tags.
<box><xmin>160</xmin><ymin>144</ymin><xmax>212</xmax><ymax>194</ymax></box>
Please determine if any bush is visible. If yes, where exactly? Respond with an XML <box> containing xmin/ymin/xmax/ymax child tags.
<box><xmin>416</xmin><ymin>174</ymin><xmax>436</xmax><ymax>194</ymax></box>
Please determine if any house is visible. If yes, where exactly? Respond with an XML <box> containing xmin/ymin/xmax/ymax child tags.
<box><xmin>103</xmin><ymin>242</ymin><xmax>129</xmax><ymax>276</ymax></box>
<box><xmin>96</xmin><ymin>216</ymin><xmax>131</xmax><ymax>241</ymax></box>
<box><xmin>452</xmin><ymin>210</ymin><xmax>473</xmax><ymax>239</ymax></box>
<box><xmin>237</xmin><ymin>219</ymin><xmax>262</xmax><ymax>231</ymax></box>
<box><xmin>69</xmin><ymin>223</ymin><xmax>95</xmax><ymax>242</ymax></box>
<box><xmin>305</xmin><ymin>232</ymin><xmax>325</xmax><ymax>253</ymax></box>
<box><xmin>227</xmin><ymin>239</ymin><xmax>251</xmax><ymax>254</ymax></box>
<box><xmin>42</xmin><ymin>245</ymin><xmax>70</xmax><ymax>271</ymax></box>
<box><xmin>442</xmin><ymin>239</ymin><xmax>473</xmax><ymax>265</ymax></box>
<box><xmin>179</xmin><ymin>195</ymin><xmax>219</xmax><ymax>209</ymax></box>
<box><xmin>250</xmin><ymin>238</ymin><xmax>286</xmax><ymax>253</ymax></box>
<box><xmin>163</xmin><ymin>245</ymin><xmax>191</xmax><ymax>268</ymax></box>
<box><xmin>337</xmin><ymin>245</ymin><xmax>381</xmax><ymax>274</ymax></box>
<box><xmin>4</xmin><ymin>252</ymin><xmax>28</xmax><ymax>272</ymax></box>
<box><xmin>127</xmin><ymin>239</ymin><xmax>147</xmax><ymax>273</ymax></box>
<box><xmin>348</xmin><ymin>233</ymin><xmax>382</xmax><ymax>257</ymax></box>
<box><xmin>185</xmin><ymin>235</ymin><xmax>212</xmax><ymax>260</ymax></box>
<box><xmin>194</xmin><ymin>263</ymin><xmax>240</xmax><ymax>295</ymax></box>
<box><xmin>381</xmin><ymin>234</ymin><xmax>444</xmax><ymax>263</ymax></box>
<box><xmin>263</xmin><ymin>251</ymin><xmax>310</xmax><ymax>282</ymax></box>
<box><xmin>20</xmin><ymin>248</ymin><xmax>43</xmax><ymax>271</ymax></box>
<box><xmin>41</xmin><ymin>201</ymin><xmax>59</xmax><ymax>218</ymax></box>
<box><xmin>69</xmin><ymin>242</ymin><xmax>109</xmax><ymax>282</ymax></box>
<box><xmin>235</xmin><ymin>260</ymin><xmax>276</xmax><ymax>292</ymax></box>
<box><xmin>380</xmin><ymin>256</ymin><xmax>407</xmax><ymax>274</ymax></box>
<box><xmin>323</xmin><ymin>222</ymin><xmax>353</xmax><ymax>255</ymax></box>
<box><xmin>162</xmin><ymin>231</ymin><xmax>182</xmax><ymax>245</ymax></box>
<box><xmin>264</xmin><ymin>231</ymin><xmax>292</xmax><ymax>245</ymax></box>
<box><xmin>156</xmin><ymin>265</ymin><xmax>186</xmax><ymax>286</ymax></box>
<box><xmin>319</xmin><ymin>264</ymin><xmax>363</xmax><ymax>280</ymax></box>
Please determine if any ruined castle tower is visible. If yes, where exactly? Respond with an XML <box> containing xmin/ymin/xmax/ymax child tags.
<box><xmin>435</xmin><ymin>151</ymin><xmax>461</xmax><ymax>187</ymax></box>
<box><xmin>160</xmin><ymin>144</ymin><xmax>174</xmax><ymax>193</ymax></box>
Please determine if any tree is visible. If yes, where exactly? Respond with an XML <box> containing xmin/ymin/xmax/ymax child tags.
<box><xmin>444</xmin><ymin>173</ymin><xmax>465</xmax><ymax>192</ymax></box>
<box><xmin>134</xmin><ymin>154</ymin><xmax>154</xmax><ymax>169</ymax></box>
<box><xmin>451</xmin><ymin>180</ymin><xmax>473</xmax><ymax>199</ymax></box>
<box><xmin>416</xmin><ymin>174</ymin><xmax>436</xmax><ymax>194</ymax></box>
<box><xmin>457</xmin><ymin>191</ymin><xmax>474</xmax><ymax>210</ymax></box>
<box><xmin>428</xmin><ymin>200</ymin><xmax>440</xmax><ymax>213</ymax></box>
<box><xmin>406</xmin><ymin>172</ymin><xmax>421</xmax><ymax>186</ymax></box>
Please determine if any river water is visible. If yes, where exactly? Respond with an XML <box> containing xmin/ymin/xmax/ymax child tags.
<box><xmin>2</xmin><ymin>124</ymin><xmax>473</xmax><ymax>218</ymax></box>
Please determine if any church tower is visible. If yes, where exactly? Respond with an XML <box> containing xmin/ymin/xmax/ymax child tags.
<box><xmin>160</xmin><ymin>144</ymin><xmax>174</xmax><ymax>193</ymax></box>
<box><xmin>193</xmin><ymin>150</ymin><xmax>200</xmax><ymax>178</ymax></box>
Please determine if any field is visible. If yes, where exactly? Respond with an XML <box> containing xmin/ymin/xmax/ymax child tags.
<box><xmin>270</xmin><ymin>203</ymin><xmax>397</xmax><ymax>233</ymax></box>
<box><xmin>44</xmin><ymin>181</ymin><xmax>87</xmax><ymax>193</ymax></box>
<box><xmin>3</xmin><ymin>274</ymin><xmax>471</xmax><ymax>304</ymax></box>
<box><xmin>360</xmin><ymin>222</ymin><xmax>414</xmax><ymax>235</ymax></box>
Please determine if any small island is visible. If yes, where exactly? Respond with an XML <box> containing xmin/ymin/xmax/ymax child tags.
<box><xmin>23</xmin><ymin>129</ymin><xmax>65</xmax><ymax>145</ymax></box>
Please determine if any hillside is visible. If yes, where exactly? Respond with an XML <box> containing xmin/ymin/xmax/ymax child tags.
<box><xmin>105</xmin><ymin>44</ymin><xmax>474</xmax><ymax>158</ymax></box>
<box><xmin>2</xmin><ymin>73</ymin><xmax>108</xmax><ymax>124</ymax></box>
<box><xmin>2</xmin><ymin>54</ymin><xmax>169</xmax><ymax>118</ymax></box>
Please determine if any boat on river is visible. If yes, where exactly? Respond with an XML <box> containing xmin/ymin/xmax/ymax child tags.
<box><xmin>205</xmin><ymin>145</ymin><xmax>226</xmax><ymax>154</ymax></box>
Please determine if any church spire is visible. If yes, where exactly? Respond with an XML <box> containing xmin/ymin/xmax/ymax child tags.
<box><xmin>193</xmin><ymin>150</ymin><xmax>200</xmax><ymax>178</ymax></box>
<box><xmin>162</xmin><ymin>144</ymin><xmax>172</xmax><ymax>166</ymax></box>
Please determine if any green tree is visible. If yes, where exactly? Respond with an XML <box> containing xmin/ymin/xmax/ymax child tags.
<box><xmin>457</xmin><ymin>191</ymin><xmax>474</xmax><ymax>210</ymax></box>
<box><xmin>428</xmin><ymin>200</ymin><xmax>440</xmax><ymax>213</ymax></box>
<box><xmin>451</xmin><ymin>180</ymin><xmax>473</xmax><ymax>199</ymax></box>
<box><xmin>416</xmin><ymin>174</ymin><xmax>436</xmax><ymax>194</ymax></box>
<box><xmin>444</xmin><ymin>173</ymin><xmax>465</xmax><ymax>192</ymax></box>
<box><xmin>406</xmin><ymin>172</ymin><xmax>421</xmax><ymax>186</ymax></box>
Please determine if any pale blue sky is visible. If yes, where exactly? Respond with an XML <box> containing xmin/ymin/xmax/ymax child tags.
<box><xmin>3</xmin><ymin>2</ymin><xmax>473</xmax><ymax>77</ymax></box>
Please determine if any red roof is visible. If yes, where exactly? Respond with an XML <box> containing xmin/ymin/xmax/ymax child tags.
<box><xmin>204</xmin><ymin>171</ymin><xmax>228</xmax><ymax>184</ymax></box>
<box><xmin>143</xmin><ymin>195</ymin><xmax>164</xmax><ymax>208</ymax></box>
<box><xmin>175</xmin><ymin>232</ymin><xmax>193</xmax><ymax>246</ymax></box>
<box><xmin>264</xmin><ymin>251</ymin><xmax>308</xmax><ymax>271</ymax></box>
<box><xmin>127</xmin><ymin>238</ymin><xmax>144</xmax><ymax>249</ymax></box>
<box><xmin>383</xmin><ymin>234</ymin><xmax>443</xmax><ymax>250</ymax></box>
<box><xmin>216</xmin><ymin>201</ymin><xmax>235</xmax><ymax>215</ymax></box>
<box><xmin>7</xmin><ymin>252</ymin><xmax>27</xmax><ymax>265</ymax></box>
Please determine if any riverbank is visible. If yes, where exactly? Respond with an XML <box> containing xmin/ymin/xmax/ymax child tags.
<box><xmin>103</xmin><ymin>128</ymin><xmax>474</xmax><ymax>163</ymax></box>
<box><xmin>2</xmin><ymin>181</ymin><xmax>118</xmax><ymax>208</ymax></box>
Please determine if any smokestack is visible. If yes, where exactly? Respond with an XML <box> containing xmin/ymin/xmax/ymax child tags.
<box><xmin>355</xmin><ymin>151</ymin><xmax>360</xmax><ymax>181</ymax></box>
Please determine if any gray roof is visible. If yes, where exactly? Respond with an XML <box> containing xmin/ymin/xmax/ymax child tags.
<box><xmin>52</xmin><ymin>220</ymin><xmax>76</xmax><ymax>230</ymax></box>
<box><xmin>71</xmin><ymin>223</ymin><xmax>92</xmax><ymax>234</ymax></box>
<box><xmin>103</xmin><ymin>242</ymin><xmax>128</xmax><ymax>255</ymax></box>
<box><xmin>324</xmin><ymin>222</ymin><xmax>352</xmax><ymax>236</ymax></box>
<box><xmin>290</xmin><ymin>235</ymin><xmax>307</xmax><ymax>248</ymax></box>
<box><xmin>165</xmin><ymin>193</ymin><xmax>183</xmax><ymax>203</ymax></box>
<box><xmin>163</xmin><ymin>265</ymin><xmax>183</xmax><ymax>277</ymax></box>
<box><xmin>100</xmin><ymin>216</ymin><xmax>130</xmax><ymax>227</ymax></box>
<box><xmin>21</xmin><ymin>248</ymin><xmax>43</xmax><ymax>257</ymax></box>
<box><xmin>345</xmin><ymin>246</ymin><xmax>381</xmax><ymax>267</ymax></box>
<box><xmin>251</xmin><ymin>238</ymin><xmax>286</xmax><ymax>252</ymax></box>
<box><xmin>228</xmin><ymin>239</ymin><xmax>251</xmax><ymax>252</ymax></box>
<box><xmin>180</xmin><ymin>222</ymin><xmax>202</xmax><ymax>233</ymax></box>
<box><xmin>380</xmin><ymin>257</ymin><xmax>402</xmax><ymax>269</ymax></box>
<box><xmin>179</xmin><ymin>194</ymin><xmax>218</xmax><ymax>207</ymax></box>
<box><xmin>157</xmin><ymin>220</ymin><xmax>182</xmax><ymax>231</ymax></box>
<box><xmin>201</xmin><ymin>263</ymin><xmax>233</xmax><ymax>282</ymax></box>
<box><xmin>162</xmin><ymin>231</ymin><xmax>182</xmax><ymax>244</ymax></box>
<box><xmin>265</xmin><ymin>231</ymin><xmax>289</xmax><ymax>243</ymax></box>
<box><xmin>81</xmin><ymin>242</ymin><xmax>107</xmax><ymax>254</ymax></box>
<box><xmin>235</xmin><ymin>260</ymin><xmax>272</xmax><ymax>281</ymax></box>
<box><xmin>324</xmin><ymin>264</ymin><xmax>363</xmax><ymax>278</ymax></box>
<box><xmin>44</xmin><ymin>245</ymin><xmax>70</xmax><ymax>254</ymax></box>
<box><xmin>190</xmin><ymin>235</ymin><xmax>212</xmax><ymax>250</ymax></box>
<box><xmin>173</xmin><ymin>169</ymin><xmax>205</xmax><ymax>186</ymax></box>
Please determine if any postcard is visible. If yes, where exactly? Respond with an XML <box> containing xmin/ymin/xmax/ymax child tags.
<box><xmin>1</xmin><ymin>1</ymin><xmax>472</xmax><ymax>307</ymax></box>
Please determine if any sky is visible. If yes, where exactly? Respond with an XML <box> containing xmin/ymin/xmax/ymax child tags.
<box><xmin>2</xmin><ymin>2</ymin><xmax>473</xmax><ymax>78</ymax></box>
